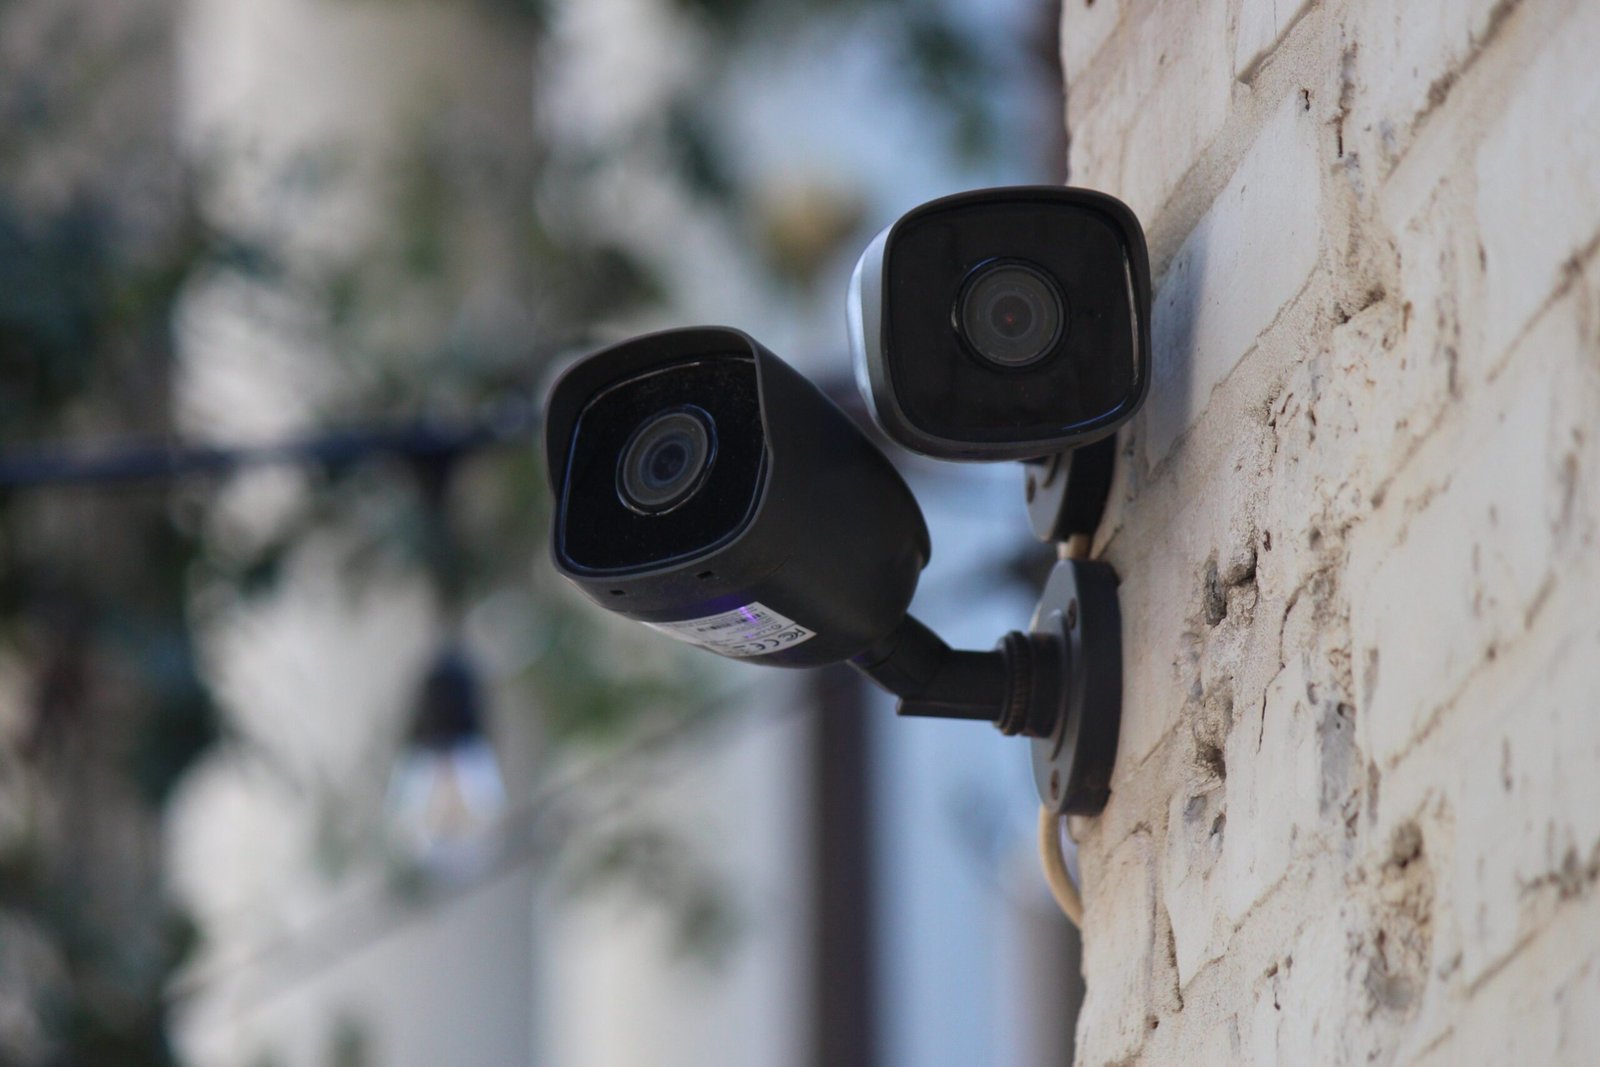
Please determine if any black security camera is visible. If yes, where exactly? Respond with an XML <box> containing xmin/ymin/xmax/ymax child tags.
<box><xmin>843</xmin><ymin>186</ymin><xmax>1146</xmax><ymax>806</ymax></box>
<box><xmin>544</xmin><ymin>326</ymin><xmax>1119</xmax><ymax>812</ymax></box>
<box><xmin>545</xmin><ymin>325</ymin><xmax>927</xmax><ymax>668</ymax></box>
<box><xmin>848</xmin><ymin>186</ymin><xmax>1151</xmax><ymax>462</ymax></box>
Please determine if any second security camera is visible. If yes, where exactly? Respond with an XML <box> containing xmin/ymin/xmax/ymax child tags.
<box><xmin>849</xmin><ymin>186</ymin><xmax>1152</xmax><ymax>461</ymax></box>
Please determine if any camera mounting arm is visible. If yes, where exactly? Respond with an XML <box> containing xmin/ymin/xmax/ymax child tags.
<box><xmin>847</xmin><ymin>557</ymin><xmax>1122</xmax><ymax>816</ymax></box>
<box><xmin>848</xmin><ymin>615</ymin><xmax>1055</xmax><ymax>735</ymax></box>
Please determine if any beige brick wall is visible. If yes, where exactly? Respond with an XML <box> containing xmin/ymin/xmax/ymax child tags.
<box><xmin>1062</xmin><ymin>0</ymin><xmax>1600</xmax><ymax>1062</ymax></box>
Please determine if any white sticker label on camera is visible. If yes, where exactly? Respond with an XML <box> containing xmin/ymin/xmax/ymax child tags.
<box><xmin>646</xmin><ymin>602</ymin><xmax>817</xmax><ymax>658</ymax></box>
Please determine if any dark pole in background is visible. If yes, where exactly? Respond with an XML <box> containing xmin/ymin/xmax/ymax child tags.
<box><xmin>808</xmin><ymin>665</ymin><xmax>879</xmax><ymax>1067</ymax></box>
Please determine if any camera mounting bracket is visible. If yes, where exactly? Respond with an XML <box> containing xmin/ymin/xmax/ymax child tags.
<box><xmin>1029</xmin><ymin>558</ymin><xmax>1121</xmax><ymax>815</ymax></box>
<box><xmin>1023</xmin><ymin>435</ymin><xmax>1116</xmax><ymax>544</ymax></box>
<box><xmin>845</xmin><ymin>556</ymin><xmax>1121</xmax><ymax>815</ymax></box>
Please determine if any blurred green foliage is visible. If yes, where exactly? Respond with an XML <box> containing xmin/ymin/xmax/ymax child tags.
<box><xmin>0</xmin><ymin>200</ymin><xmax>213</xmax><ymax>1067</ymax></box>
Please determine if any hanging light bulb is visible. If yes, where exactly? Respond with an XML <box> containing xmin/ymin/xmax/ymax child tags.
<box><xmin>386</xmin><ymin>646</ymin><xmax>507</xmax><ymax>874</ymax></box>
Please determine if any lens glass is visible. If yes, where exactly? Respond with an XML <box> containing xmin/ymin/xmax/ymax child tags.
<box><xmin>617</xmin><ymin>408</ymin><xmax>714</xmax><ymax>513</ymax></box>
<box><xmin>560</xmin><ymin>355</ymin><xmax>764</xmax><ymax>573</ymax></box>
<box><xmin>956</xmin><ymin>262</ymin><xmax>1065</xmax><ymax>367</ymax></box>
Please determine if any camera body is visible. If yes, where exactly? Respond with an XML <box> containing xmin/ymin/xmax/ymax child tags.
<box><xmin>849</xmin><ymin>186</ymin><xmax>1152</xmax><ymax>461</ymax></box>
<box><xmin>544</xmin><ymin>326</ymin><xmax>930</xmax><ymax>668</ymax></box>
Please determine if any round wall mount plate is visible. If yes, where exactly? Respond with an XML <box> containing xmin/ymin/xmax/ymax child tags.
<box><xmin>1030</xmin><ymin>558</ymin><xmax>1122</xmax><ymax>815</ymax></box>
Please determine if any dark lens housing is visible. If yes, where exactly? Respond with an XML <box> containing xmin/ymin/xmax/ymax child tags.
<box><xmin>859</xmin><ymin>186</ymin><xmax>1151</xmax><ymax>460</ymax></box>
<box><xmin>545</xmin><ymin>327</ymin><xmax>931</xmax><ymax>668</ymax></box>
<box><xmin>956</xmin><ymin>260</ymin><xmax>1066</xmax><ymax>368</ymax></box>
<box><xmin>559</xmin><ymin>356</ymin><xmax>764</xmax><ymax>573</ymax></box>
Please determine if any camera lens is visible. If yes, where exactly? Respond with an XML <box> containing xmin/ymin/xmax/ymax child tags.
<box><xmin>617</xmin><ymin>407</ymin><xmax>716</xmax><ymax>514</ymax></box>
<box><xmin>956</xmin><ymin>261</ymin><xmax>1066</xmax><ymax>368</ymax></box>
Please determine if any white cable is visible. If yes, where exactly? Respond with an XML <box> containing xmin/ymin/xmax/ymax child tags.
<box><xmin>1039</xmin><ymin>531</ymin><xmax>1093</xmax><ymax>925</ymax></box>
<box><xmin>1038</xmin><ymin>805</ymin><xmax>1083</xmax><ymax>926</ymax></box>
<box><xmin>1060</xmin><ymin>532</ymin><xmax>1091</xmax><ymax>560</ymax></box>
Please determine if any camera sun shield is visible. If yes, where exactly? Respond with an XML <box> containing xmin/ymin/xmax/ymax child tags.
<box><xmin>545</xmin><ymin>326</ymin><xmax>931</xmax><ymax>669</ymax></box>
<box><xmin>849</xmin><ymin>186</ymin><xmax>1152</xmax><ymax>461</ymax></box>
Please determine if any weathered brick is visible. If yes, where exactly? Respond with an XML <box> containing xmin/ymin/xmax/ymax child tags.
<box><xmin>1061</xmin><ymin>0</ymin><xmax>1600</xmax><ymax>1059</ymax></box>
<box><xmin>1243</xmin><ymin>914</ymin><xmax>1356</xmax><ymax>1064</ymax></box>
<box><xmin>1076</xmin><ymin>831</ymin><xmax>1175</xmax><ymax>1064</ymax></box>
<box><xmin>1066</xmin><ymin>0</ymin><xmax>1231</xmax><ymax>216</ymax></box>
<box><xmin>1340</xmin><ymin>0</ymin><xmax>1506</xmax><ymax>173</ymax></box>
<box><xmin>1233</xmin><ymin>0</ymin><xmax>1315</xmax><ymax>79</ymax></box>
<box><xmin>1222</xmin><ymin>576</ymin><xmax>1358</xmax><ymax>923</ymax></box>
<box><xmin>1411</xmin><ymin>939</ymin><xmax>1600</xmax><ymax>1066</ymax></box>
<box><xmin>1555</xmin><ymin>957</ymin><xmax>1600</xmax><ymax>1063</ymax></box>
<box><xmin>1109</xmin><ymin>424</ymin><xmax>1267</xmax><ymax>775</ymax></box>
<box><xmin>1059</xmin><ymin>0</ymin><xmax>1123</xmax><ymax>86</ymax></box>
<box><xmin>1254</xmin><ymin>299</ymin><xmax>1412</xmax><ymax>590</ymax></box>
<box><xmin>1452</xmin><ymin>611</ymin><xmax>1600</xmax><ymax>987</ymax></box>
<box><xmin>1475</xmin><ymin>0</ymin><xmax>1600</xmax><ymax>362</ymax></box>
<box><xmin>1144</xmin><ymin>94</ymin><xmax>1323</xmax><ymax>468</ymax></box>
<box><xmin>1111</xmin><ymin>558</ymin><xmax>1198</xmax><ymax>774</ymax></box>
<box><xmin>1162</xmin><ymin>782</ymin><xmax>1228</xmax><ymax>985</ymax></box>
<box><xmin>1187</xmin><ymin>1017</ymin><xmax>1244</xmax><ymax>1066</ymax></box>
<box><xmin>1347</xmin><ymin>296</ymin><xmax>1580</xmax><ymax>768</ymax></box>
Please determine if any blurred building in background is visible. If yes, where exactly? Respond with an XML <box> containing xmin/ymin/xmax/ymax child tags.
<box><xmin>0</xmin><ymin>0</ymin><xmax>1080</xmax><ymax>1064</ymax></box>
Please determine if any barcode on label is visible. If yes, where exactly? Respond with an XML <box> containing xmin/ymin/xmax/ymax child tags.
<box><xmin>645</xmin><ymin>601</ymin><xmax>817</xmax><ymax>658</ymax></box>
